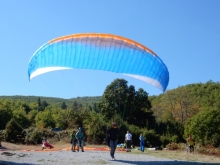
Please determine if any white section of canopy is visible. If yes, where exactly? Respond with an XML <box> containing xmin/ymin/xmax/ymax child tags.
<box><xmin>30</xmin><ymin>67</ymin><xmax>72</xmax><ymax>80</ymax></box>
<box><xmin>123</xmin><ymin>74</ymin><xmax>163</xmax><ymax>91</ymax></box>
<box><xmin>30</xmin><ymin>67</ymin><xmax>163</xmax><ymax>91</ymax></box>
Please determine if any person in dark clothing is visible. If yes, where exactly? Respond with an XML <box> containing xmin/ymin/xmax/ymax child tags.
<box><xmin>106</xmin><ymin>122</ymin><xmax>120</xmax><ymax>160</ymax></box>
<box><xmin>75</xmin><ymin>127</ymin><xmax>84</xmax><ymax>152</ymax></box>
<box><xmin>70</xmin><ymin>129</ymin><xmax>77</xmax><ymax>152</ymax></box>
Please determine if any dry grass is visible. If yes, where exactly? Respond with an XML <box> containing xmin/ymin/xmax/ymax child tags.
<box><xmin>131</xmin><ymin>149</ymin><xmax>220</xmax><ymax>163</ymax></box>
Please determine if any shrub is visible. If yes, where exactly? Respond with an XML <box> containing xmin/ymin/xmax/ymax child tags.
<box><xmin>24</xmin><ymin>128</ymin><xmax>43</xmax><ymax>144</ymax></box>
<box><xmin>0</xmin><ymin>130</ymin><xmax>4</xmax><ymax>141</ymax></box>
<box><xmin>166</xmin><ymin>142</ymin><xmax>180</xmax><ymax>150</ymax></box>
<box><xmin>4</xmin><ymin>119</ymin><xmax>24</xmax><ymax>143</ymax></box>
<box><xmin>143</xmin><ymin>129</ymin><xmax>161</xmax><ymax>147</ymax></box>
<box><xmin>160</xmin><ymin>135</ymin><xmax>170</xmax><ymax>147</ymax></box>
<box><xmin>171</xmin><ymin>135</ymin><xmax>180</xmax><ymax>143</ymax></box>
<box><xmin>197</xmin><ymin>145</ymin><xmax>220</xmax><ymax>157</ymax></box>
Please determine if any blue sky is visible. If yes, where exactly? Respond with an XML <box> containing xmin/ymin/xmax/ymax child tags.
<box><xmin>1</xmin><ymin>0</ymin><xmax>220</xmax><ymax>99</ymax></box>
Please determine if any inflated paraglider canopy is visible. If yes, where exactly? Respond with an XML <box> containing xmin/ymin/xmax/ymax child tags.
<box><xmin>28</xmin><ymin>33</ymin><xmax>169</xmax><ymax>92</ymax></box>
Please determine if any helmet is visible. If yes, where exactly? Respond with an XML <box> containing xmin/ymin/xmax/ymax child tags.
<box><xmin>78</xmin><ymin>127</ymin><xmax>82</xmax><ymax>131</ymax></box>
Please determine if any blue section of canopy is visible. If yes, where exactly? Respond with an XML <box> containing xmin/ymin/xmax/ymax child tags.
<box><xmin>28</xmin><ymin>36</ymin><xmax>169</xmax><ymax>92</ymax></box>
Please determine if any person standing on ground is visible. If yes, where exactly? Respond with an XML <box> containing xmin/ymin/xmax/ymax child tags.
<box><xmin>139</xmin><ymin>134</ymin><xmax>145</xmax><ymax>152</ymax></box>
<box><xmin>75</xmin><ymin>127</ymin><xmax>84</xmax><ymax>152</ymax></box>
<box><xmin>187</xmin><ymin>134</ymin><xmax>195</xmax><ymax>153</ymax></box>
<box><xmin>125</xmin><ymin>130</ymin><xmax>132</xmax><ymax>152</ymax></box>
<box><xmin>70</xmin><ymin>129</ymin><xmax>77</xmax><ymax>152</ymax></box>
<box><xmin>106</xmin><ymin>122</ymin><xmax>120</xmax><ymax>160</ymax></box>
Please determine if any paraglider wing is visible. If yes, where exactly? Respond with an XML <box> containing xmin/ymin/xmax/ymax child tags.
<box><xmin>28</xmin><ymin>33</ymin><xmax>169</xmax><ymax>92</ymax></box>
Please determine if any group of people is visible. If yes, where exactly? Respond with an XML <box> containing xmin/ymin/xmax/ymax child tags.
<box><xmin>124</xmin><ymin>131</ymin><xmax>145</xmax><ymax>152</ymax></box>
<box><xmin>66</xmin><ymin>122</ymin><xmax>144</xmax><ymax>160</ymax></box>
<box><xmin>41</xmin><ymin>127</ymin><xmax>84</xmax><ymax>152</ymax></box>
<box><xmin>43</xmin><ymin>123</ymin><xmax>195</xmax><ymax>160</ymax></box>
<box><xmin>106</xmin><ymin>122</ymin><xmax>145</xmax><ymax>160</ymax></box>
<box><xmin>106</xmin><ymin>122</ymin><xmax>195</xmax><ymax>160</ymax></box>
<box><xmin>70</xmin><ymin>127</ymin><xmax>85</xmax><ymax>152</ymax></box>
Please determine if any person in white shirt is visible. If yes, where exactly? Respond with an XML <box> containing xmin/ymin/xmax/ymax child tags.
<box><xmin>125</xmin><ymin>130</ymin><xmax>132</xmax><ymax>152</ymax></box>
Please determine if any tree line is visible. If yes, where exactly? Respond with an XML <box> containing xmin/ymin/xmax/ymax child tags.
<box><xmin>0</xmin><ymin>79</ymin><xmax>219</xmax><ymax>148</ymax></box>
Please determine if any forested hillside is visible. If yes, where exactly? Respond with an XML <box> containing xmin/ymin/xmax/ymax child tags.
<box><xmin>150</xmin><ymin>80</ymin><xmax>220</xmax><ymax>124</ymax></box>
<box><xmin>150</xmin><ymin>80</ymin><xmax>220</xmax><ymax>147</ymax></box>
<box><xmin>0</xmin><ymin>96</ymin><xmax>101</xmax><ymax>109</ymax></box>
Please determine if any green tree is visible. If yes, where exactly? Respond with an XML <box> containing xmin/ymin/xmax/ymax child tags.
<box><xmin>66</xmin><ymin>109</ymin><xmax>78</xmax><ymax>128</ymax></box>
<box><xmin>184</xmin><ymin>108</ymin><xmax>220</xmax><ymax>147</ymax></box>
<box><xmin>83</xmin><ymin>111</ymin><xmax>106</xmax><ymax>144</ymax></box>
<box><xmin>52</xmin><ymin>108</ymin><xmax>68</xmax><ymax>129</ymax></box>
<box><xmin>37</xmin><ymin>97</ymin><xmax>41</xmax><ymax>111</ymax></box>
<box><xmin>99</xmin><ymin>79</ymin><xmax>154</xmax><ymax>128</ymax></box>
<box><xmin>156</xmin><ymin>120</ymin><xmax>184</xmax><ymax>145</ymax></box>
<box><xmin>12</xmin><ymin>108</ymin><xmax>31</xmax><ymax>129</ymax></box>
<box><xmin>28</xmin><ymin>110</ymin><xmax>38</xmax><ymax>126</ymax></box>
<box><xmin>35</xmin><ymin>110</ymin><xmax>55</xmax><ymax>128</ymax></box>
<box><xmin>61</xmin><ymin>101</ymin><xmax>67</xmax><ymax>110</ymax></box>
<box><xmin>0</xmin><ymin>107</ymin><xmax>12</xmax><ymax>130</ymax></box>
<box><xmin>4</xmin><ymin>118</ymin><xmax>23</xmax><ymax>143</ymax></box>
<box><xmin>37</xmin><ymin>97</ymin><xmax>49</xmax><ymax>111</ymax></box>
<box><xmin>15</xmin><ymin>100</ymin><xmax>31</xmax><ymax>114</ymax></box>
<box><xmin>41</xmin><ymin>101</ymin><xmax>49</xmax><ymax>110</ymax></box>
<box><xmin>72</xmin><ymin>101</ymin><xmax>78</xmax><ymax>111</ymax></box>
<box><xmin>152</xmin><ymin>87</ymin><xmax>200</xmax><ymax>124</ymax></box>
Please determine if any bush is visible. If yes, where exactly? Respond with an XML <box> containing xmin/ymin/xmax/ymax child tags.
<box><xmin>184</xmin><ymin>108</ymin><xmax>220</xmax><ymax>147</ymax></box>
<box><xmin>159</xmin><ymin>135</ymin><xmax>181</xmax><ymax>148</ymax></box>
<box><xmin>25</xmin><ymin>128</ymin><xmax>43</xmax><ymax>144</ymax></box>
<box><xmin>24</xmin><ymin>127</ymin><xmax>69</xmax><ymax>144</ymax></box>
<box><xmin>171</xmin><ymin>135</ymin><xmax>180</xmax><ymax>143</ymax></box>
<box><xmin>0</xmin><ymin>130</ymin><xmax>4</xmax><ymax>141</ymax></box>
<box><xmin>4</xmin><ymin>119</ymin><xmax>24</xmax><ymax>143</ymax></box>
<box><xmin>166</xmin><ymin>142</ymin><xmax>180</xmax><ymax>150</ymax></box>
<box><xmin>143</xmin><ymin>130</ymin><xmax>161</xmax><ymax>147</ymax></box>
<box><xmin>160</xmin><ymin>135</ymin><xmax>170</xmax><ymax>147</ymax></box>
<box><xmin>197</xmin><ymin>145</ymin><xmax>220</xmax><ymax>157</ymax></box>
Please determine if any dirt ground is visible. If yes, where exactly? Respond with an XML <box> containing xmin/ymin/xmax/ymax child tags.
<box><xmin>1</xmin><ymin>141</ymin><xmax>50</xmax><ymax>151</ymax></box>
<box><xmin>1</xmin><ymin>141</ymin><xmax>107</xmax><ymax>151</ymax></box>
<box><xmin>1</xmin><ymin>141</ymin><xmax>220</xmax><ymax>163</ymax></box>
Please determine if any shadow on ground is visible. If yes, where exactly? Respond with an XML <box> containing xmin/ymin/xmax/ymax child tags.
<box><xmin>112</xmin><ymin>159</ymin><xmax>220</xmax><ymax>165</ymax></box>
<box><xmin>0</xmin><ymin>160</ymin><xmax>38</xmax><ymax>165</ymax></box>
<box><xmin>0</xmin><ymin>159</ymin><xmax>219</xmax><ymax>165</ymax></box>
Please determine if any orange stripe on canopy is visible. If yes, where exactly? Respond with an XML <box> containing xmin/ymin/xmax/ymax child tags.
<box><xmin>49</xmin><ymin>33</ymin><xmax>157</xmax><ymax>56</ymax></box>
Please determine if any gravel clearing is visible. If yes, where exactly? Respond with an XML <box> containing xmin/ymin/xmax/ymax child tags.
<box><xmin>1</xmin><ymin>150</ymin><xmax>219</xmax><ymax>165</ymax></box>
